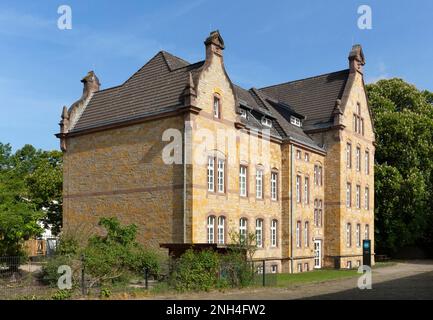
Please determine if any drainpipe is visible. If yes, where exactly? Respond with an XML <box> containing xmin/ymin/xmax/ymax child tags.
<box><xmin>290</xmin><ymin>143</ymin><xmax>295</xmax><ymax>273</ymax></box>
<box><xmin>183</xmin><ymin>119</ymin><xmax>192</xmax><ymax>243</ymax></box>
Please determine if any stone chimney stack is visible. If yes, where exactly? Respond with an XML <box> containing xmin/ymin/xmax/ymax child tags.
<box><xmin>348</xmin><ymin>44</ymin><xmax>365</xmax><ymax>74</ymax></box>
<box><xmin>204</xmin><ymin>30</ymin><xmax>225</xmax><ymax>62</ymax></box>
<box><xmin>81</xmin><ymin>70</ymin><xmax>100</xmax><ymax>99</ymax></box>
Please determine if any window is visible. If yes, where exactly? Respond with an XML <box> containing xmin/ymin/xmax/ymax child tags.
<box><xmin>314</xmin><ymin>165</ymin><xmax>323</xmax><ymax>186</ymax></box>
<box><xmin>207</xmin><ymin>216</ymin><xmax>215</xmax><ymax>244</ymax></box>
<box><xmin>364</xmin><ymin>187</ymin><xmax>370</xmax><ymax>210</ymax></box>
<box><xmin>256</xmin><ymin>169</ymin><xmax>263</xmax><ymax>199</ymax></box>
<box><xmin>304</xmin><ymin>153</ymin><xmax>309</xmax><ymax>162</ymax></box>
<box><xmin>261</xmin><ymin>117</ymin><xmax>272</xmax><ymax>127</ymax></box>
<box><xmin>239</xmin><ymin>166</ymin><xmax>247</xmax><ymax>197</ymax></box>
<box><xmin>271</xmin><ymin>265</ymin><xmax>278</xmax><ymax>274</ymax></box>
<box><xmin>217</xmin><ymin>159</ymin><xmax>225</xmax><ymax>193</ymax></box>
<box><xmin>356</xmin><ymin>185</ymin><xmax>361</xmax><ymax>209</ymax></box>
<box><xmin>304</xmin><ymin>177</ymin><xmax>309</xmax><ymax>204</ymax></box>
<box><xmin>255</xmin><ymin>219</ymin><xmax>263</xmax><ymax>248</ymax></box>
<box><xmin>304</xmin><ymin>263</ymin><xmax>309</xmax><ymax>272</ymax></box>
<box><xmin>365</xmin><ymin>224</ymin><xmax>370</xmax><ymax>240</ymax></box>
<box><xmin>347</xmin><ymin>261</ymin><xmax>352</xmax><ymax>269</ymax></box>
<box><xmin>346</xmin><ymin>143</ymin><xmax>352</xmax><ymax>168</ymax></box>
<box><xmin>296</xmin><ymin>175</ymin><xmax>301</xmax><ymax>203</ymax></box>
<box><xmin>297</xmin><ymin>263</ymin><xmax>303</xmax><ymax>273</ymax></box>
<box><xmin>314</xmin><ymin>199</ymin><xmax>323</xmax><ymax>227</ymax></box>
<box><xmin>291</xmin><ymin>116</ymin><xmax>301</xmax><ymax>127</ymax></box>
<box><xmin>217</xmin><ymin>216</ymin><xmax>225</xmax><ymax>244</ymax></box>
<box><xmin>356</xmin><ymin>224</ymin><xmax>361</xmax><ymax>247</ymax></box>
<box><xmin>354</xmin><ymin>103</ymin><xmax>364</xmax><ymax>135</ymax></box>
<box><xmin>357</xmin><ymin>260</ymin><xmax>361</xmax><ymax>267</ymax></box>
<box><xmin>207</xmin><ymin>157</ymin><xmax>215</xmax><ymax>192</ymax></box>
<box><xmin>271</xmin><ymin>172</ymin><xmax>278</xmax><ymax>201</ymax></box>
<box><xmin>319</xmin><ymin>200</ymin><xmax>323</xmax><ymax>226</ymax></box>
<box><xmin>346</xmin><ymin>223</ymin><xmax>352</xmax><ymax>247</ymax></box>
<box><xmin>240</xmin><ymin>109</ymin><xmax>247</xmax><ymax>119</ymax></box>
<box><xmin>271</xmin><ymin>220</ymin><xmax>278</xmax><ymax>247</ymax></box>
<box><xmin>239</xmin><ymin>218</ymin><xmax>248</xmax><ymax>243</ymax></box>
<box><xmin>213</xmin><ymin>96</ymin><xmax>220</xmax><ymax>119</ymax></box>
<box><xmin>296</xmin><ymin>150</ymin><xmax>302</xmax><ymax>160</ymax></box>
<box><xmin>296</xmin><ymin>221</ymin><xmax>301</xmax><ymax>248</ymax></box>
<box><xmin>360</xmin><ymin>119</ymin><xmax>364</xmax><ymax>135</ymax></box>
<box><xmin>356</xmin><ymin>147</ymin><xmax>361</xmax><ymax>171</ymax></box>
<box><xmin>365</xmin><ymin>151</ymin><xmax>370</xmax><ymax>175</ymax></box>
<box><xmin>346</xmin><ymin>183</ymin><xmax>352</xmax><ymax>208</ymax></box>
<box><xmin>257</xmin><ymin>265</ymin><xmax>264</xmax><ymax>274</ymax></box>
<box><xmin>304</xmin><ymin>221</ymin><xmax>309</xmax><ymax>247</ymax></box>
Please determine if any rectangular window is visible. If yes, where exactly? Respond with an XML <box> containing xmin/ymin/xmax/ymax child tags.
<box><xmin>360</xmin><ymin>118</ymin><xmax>364</xmax><ymax>136</ymax></box>
<box><xmin>296</xmin><ymin>175</ymin><xmax>301</xmax><ymax>203</ymax></box>
<box><xmin>365</xmin><ymin>151</ymin><xmax>370</xmax><ymax>175</ymax></box>
<box><xmin>304</xmin><ymin>153</ymin><xmax>309</xmax><ymax>162</ymax></box>
<box><xmin>271</xmin><ymin>220</ymin><xmax>278</xmax><ymax>247</ymax></box>
<box><xmin>318</xmin><ymin>166</ymin><xmax>322</xmax><ymax>186</ymax></box>
<box><xmin>291</xmin><ymin>116</ymin><xmax>301</xmax><ymax>127</ymax></box>
<box><xmin>256</xmin><ymin>169</ymin><xmax>263</xmax><ymax>199</ymax></box>
<box><xmin>365</xmin><ymin>224</ymin><xmax>370</xmax><ymax>240</ymax></box>
<box><xmin>346</xmin><ymin>183</ymin><xmax>352</xmax><ymax>208</ymax></box>
<box><xmin>297</xmin><ymin>263</ymin><xmax>303</xmax><ymax>273</ymax></box>
<box><xmin>255</xmin><ymin>219</ymin><xmax>263</xmax><ymax>248</ymax></box>
<box><xmin>271</xmin><ymin>265</ymin><xmax>278</xmax><ymax>274</ymax></box>
<box><xmin>296</xmin><ymin>221</ymin><xmax>301</xmax><ymax>248</ymax></box>
<box><xmin>217</xmin><ymin>216</ymin><xmax>225</xmax><ymax>244</ymax></box>
<box><xmin>356</xmin><ymin>185</ymin><xmax>361</xmax><ymax>209</ymax></box>
<box><xmin>304</xmin><ymin>177</ymin><xmax>309</xmax><ymax>204</ymax></box>
<box><xmin>356</xmin><ymin>147</ymin><xmax>361</xmax><ymax>171</ymax></box>
<box><xmin>356</xmin><ymin>224</ymin><xmax>361</xmax><ymax>247</ymax></box>
<box><xmin>217</xmin><ymin>159</ymin><xmax>225</xmax><ymax>193</ymax></box>
<box><xmin>304</xmin><ymin>221</ymin><xmax>309</xmax><ymax>247</ymax></box>
<box><xmin>319</xmin><ymin>200</ymin><xmax>323</xmax><ymax>227</ymax></box>
<box><xmin>304</xmin><ymin>263</ymin><xmax>309</xmax><ymax>272</ymax></box>
<box><xmin>207</xmin><ymin>216</ymin><xmax>215</xmax><ymax>244</ymax></box>
<box><xmin>239</xmin><ymin>166</ymin><xmax>247</xmax><ymax>197</ymax></box>
<box><xmin>346</xmin><ymin>143</ymin><xmax>352</xmax><ymax>168</ymax></box>
<box><xmin>347</xmin><ymin>261</ymin><xmax>352</xmax><ymax>269</ymax></box>
<box><xmin>207</xmin><ymin>157</ymin><xmax>215</xmax><ymax>192</ymax></box>
<box><xmin>296</xmin><ymin>150</ymin><xmax>302</xmax><ymax>160</ymax></box>
<box><xmin>213</xmin><ymin>97</ymin><xmax>220</xmax><ymax>119</ymax></box>
<box><xmin>365</xmin><ymin>187</ymin><xmax>369</xmax><ymax>210</ymax></box>
<box><xmin>314</xmin><ymin>165</ymin><xmax>318</xmax><ymax>185</ymax></box>
<box><xmin>239</xmin><ymin>218</ymin><xmax>247</xmax><ymax>243</ymax></box>
<box><xmin>271</xmin><ymin>172</ymin><xmax>278</xmax><ymax>201</ymax></box>
<box><xmin>346</xmin><ymin>223</ymin><xmax>352</xmax><ymax>247</ymax></box>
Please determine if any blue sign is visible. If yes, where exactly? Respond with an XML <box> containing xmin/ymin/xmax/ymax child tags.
<box><xmin>363</xmin><ymin>241</ymin><xmax>370</xmax><ymax>249</ymax></box>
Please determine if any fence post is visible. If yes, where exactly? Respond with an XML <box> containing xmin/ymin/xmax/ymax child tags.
<box><xmin>262</xmin><ymin>260</ymin><xmax>266</xmax><ymax>287</ymax></box>
<box><xmin>144</xmin><ymin>267</ymin><xmax>149</xmax><ymax>290</ymax></box>
<box><xmin>81</xmin><ymin>254</ymin><xmax>86</xmax><ymax>295</ymax></box>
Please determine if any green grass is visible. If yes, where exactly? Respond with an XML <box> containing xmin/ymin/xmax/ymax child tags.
<box><xmin>263</xmin><ymin>269</ymin><xmax>359</xmax><ymax>288</ymax></box>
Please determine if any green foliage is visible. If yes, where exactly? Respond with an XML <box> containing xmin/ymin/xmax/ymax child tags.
<box><xmin>100</xmin><ymin>287</ymin><xmax>112</xmax><ymax>299</ymax></box>
<box><xmin>40</xmin><ymin>254</ymin><xmax>80</xmax><ymax>287</ymax></box>
<box><xmin>51</xmin><ymin>289</ymin><xmax>72</xmax><ymax>300</ymax></box>
<box><xmin>366</xmin><ymin>79</ymin><xmax>433</xmax><ymax>254</ymax></box>
<box><xmin>170</xmin><ymin>249</ymin><xmax>220</xmax><ymax>292</ymax></box>
<box><xmin>219</xmin><ymin>250</ymin><xmax>253</xmax><ymax>288</ymax></box>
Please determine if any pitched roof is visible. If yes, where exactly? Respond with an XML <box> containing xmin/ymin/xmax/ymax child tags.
<box><xmin>259</xmin><ymin>69</ymin><xmax>350</xmax><ymax>129</ymax></box>
<box><xmin>71</xmin><ymin>52</ymin><xmax>204</xmax><ymax>132</ymax></box>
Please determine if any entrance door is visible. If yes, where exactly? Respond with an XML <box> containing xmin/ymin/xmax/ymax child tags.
<box><xmin>314</xmin><ymin>240</ymin><xmax>322</xmax><ymax>269</ymax></box>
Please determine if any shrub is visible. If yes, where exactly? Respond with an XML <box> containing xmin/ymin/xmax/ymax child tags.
<box><xmin>40</xmin><ymin>254</ymin><xmax>80</xmax><ymax>287</ymax></box>
<box><xmin>220</xmin><ymin>251</ymin><xmax>254</xmax><ymax>288</ymax></box>
<box><xmin>170</xmin><ymin>249</ymin><xmax>220</xmax><ymax>292</ymax></box>
<box><xmin>51</xmin><ymin>289</ymin><xmax>72</xmax><ymax>300</ymax></box>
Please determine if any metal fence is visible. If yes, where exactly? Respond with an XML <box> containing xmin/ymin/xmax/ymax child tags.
<box><xmin>252</xmin><ymin>260</ymin><xmax>278</xmax><ymax>287</ymax></box>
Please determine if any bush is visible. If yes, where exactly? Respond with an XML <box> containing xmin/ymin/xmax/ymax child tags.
<box><xmin>220</xmin><ymin>251</ymin><xmax>254</xmax><ymax>288</ymax></box>
<box><xmin>170</xmin><ymin>249</ymin><xmax>220</xmax><ymax>292</ymax></box>
<box><xmin>40</xmin><ymin>254</ymin><xmax>80</xmax><ymax>287</ymax></box>
<box><xmin>51</xmin><ymin>289</ymin><xmax>72</xmax><ymax>300</ymax></box>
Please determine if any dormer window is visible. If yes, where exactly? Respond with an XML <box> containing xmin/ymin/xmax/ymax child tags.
<box><xmin>261</xmin><ymin>117</ymin><xmax>272</xmax><ymax>128</ymax></box>
<box><xmin>240</xmin><ymin>109</ymin><xmax>247</xmax><ymax>119</ymax></box>
<box><xmin>290</xmin><ymin>116</ymin><xmax>301</xmax><ymax>127</ymax></box>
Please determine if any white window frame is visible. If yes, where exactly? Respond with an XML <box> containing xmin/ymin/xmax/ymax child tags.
<box><xmin>365</xmin><ymin>187</ymin><xmax>369</xmax><ymax>210</ymax></box>
<box><xmin>356</xmin><ymin>147</ymin><xmax>361</xmax><ymax>171</ymax></box>
<box><xmin>239</xmin><ymin>218</ymin><xmax>247</xmax><ymax>242</ymax></box>
<box><xmin>261</xmin><ymin>117</ymin><xmax>272</xmax><ymax>127</ymax></box>
<box><xmin>365</xmin><ymin>224</ymin><xmax>370</xmax><ymax>240</ymax></box>
<box><xmin>365</xmin><ymin>151</ymin><xmax>370</xmax><ymax>175</ymax></box>
<box><xmin>271</xmin><ymin>265</ymin><xmax>278</xmax><ymax>274</ymax></box>
<box><xmin>296</xmin><ymin>221</ymin><xmax>301</xmax><ymax>248</ymax></box>
<box><xmin>356</xmin><ymin>224</ymin><xmax>361</xmax><ymax>247</ymax></box>
<box><xmin>304</xmin><ymin>153</ymin><xmax>309</xmax><ymax>162</ymax></box>
<box><xmin>346</xmin><ymin>143</ymin><xmax>352</xmax><ymax>168</ymax></box>
<box><xmin>256</xmin><ymin>169</ymin><xmax>263</xmax><ymax>199</ymax></box>
<box><xmin>271</xmin><ymin>220</ymin><xmax>278</xmax><ymax>247</ymax></box>
<box><xmin>213</xmin><ymin>96</ymin><xmax>220</xmax><ymax>119</ymax></box>
<box><xmin>346</xmin><ymin>183</ymin><xmax>352</xmax><ymax>208</ymax></box>
<box><xmin>296</xmin><ymin>175</ymin><xmax>301</xmax><ymax>203</ymax></box>
<box><xmin>255</xmin><ymin>219</ymin><xmax>263</xmax><ymax>248</ymax></box>
<box><xmin>217</xmin><ymin>159</ymin><xmax>225</xmax><ymax>193</ymax></box>
<box><xmin>207</xmin><ymin>157</ymin><xmax>215</xmax><ymax>192</ymax></box>
<box><xmin>217</xmin><ymin>216</ymin><xmax>225</xmax><ymax>244</ymax></box>
<box><xmin>290</xmin><ymin>116</ymin><xmax>301</xmax><ymax>127</ymax></box>
<box><xmin>239</xmin><ymin>166</ymin><xmax>247</xmax><ymax>197</ymax></box>
<box><xmin>304</xmin><ymin>221</ymin><xmax>309</xmax><ymax>247</ymax></box>
<box><xmin>346</xmin><ymin>223</ymin><xmax>352</xmax><ymax>247</ymax></box>
<box><xmin>240</xmin><ymin>109</ymin><xmax>247</xmax><ymax>119</ymax></box>
<box><xmin>207</xmin><ymin>216</ymin><xmax>215</xmax><ymax>244</ymax></box>
<box><xmin>271</xmin><ymin>172</ymin><xmax>278</xmax><ymax>201</ymax></box>
<box><xmin>304</xmin><ymin>177</ymin><xmax>309</xmax><ymax>204</ymax></box>
<box><xmin>356</xmin><ymin>185</ymin><xmax>361</xmax><ymax>209</ymax></box>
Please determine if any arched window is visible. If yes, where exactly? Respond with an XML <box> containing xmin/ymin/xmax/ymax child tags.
<box><xmin>207</xmin><ymin>216</ymin><xmax>215</xmax><ymax>244</ymax></box>
<box><xmin>239</xmin><ymin>218</ymin><xmax>248</xmax><ymax>243</ymax></box>
<box><xmin>217</xmin><ymin>216</ymin><xmax>225</xmax><ymax>244</ymax></box>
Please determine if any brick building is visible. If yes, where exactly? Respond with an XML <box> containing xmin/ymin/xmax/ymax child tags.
<box><xmin>57</xmin><ymin>31</ymin><xmax>375</xmax><ymax>272</ymax></box>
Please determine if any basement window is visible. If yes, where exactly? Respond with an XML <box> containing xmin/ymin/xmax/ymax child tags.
<box><xmin>261</xmin><ymin>117</ymin><xmax>272</xmax><ymax>128</ymax></box>
<box><xmin>290</xmin><ymin>116</ymin><xmax>301</xmax><ymax>127</ymax></box>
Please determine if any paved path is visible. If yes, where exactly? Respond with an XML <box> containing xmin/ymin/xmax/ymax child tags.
<box><xmin>150</xmin><ymin>260</ymin><xmax>433</xmax><ymax>300</ymax></box>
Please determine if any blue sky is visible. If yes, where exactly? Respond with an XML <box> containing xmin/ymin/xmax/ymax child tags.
<box><xmin>1</xmin><ymin>0</ymin><xmax>432</xmax><ymax>151</ymax></box>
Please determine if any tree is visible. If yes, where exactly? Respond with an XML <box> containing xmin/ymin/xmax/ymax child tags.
<box><xmin>366</xmin><ymin>78</ymin><xmax>433</xmax><ymax>254</ymax></box>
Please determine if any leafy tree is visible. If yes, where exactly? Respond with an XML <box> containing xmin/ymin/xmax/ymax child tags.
<box><xmin>366</xmin><ymin>78</ymin><xmax>433</xmax><ymax>254</ymax></box>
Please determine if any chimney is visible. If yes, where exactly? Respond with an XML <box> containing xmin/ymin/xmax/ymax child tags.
<box><xmin>204</xmin><ymin>30</ymin><xmax>225</xmax><ymax>62</ymax></box>
<box><xmin>183</xmin><ymin>72</ymin><xmax>197</xmax><ymax>108</ymax></box>
<box><xmin>81</xmin><ymin>70</ymin><xmax>100</xmax><ymax>99</ymax></box>
<box><xmin>348</xmin><ymin>44</ymin><xmax>365</xmax><ymax>74</ymax></box>
<box><xmin>59</xmin><ymin>106</ymin><xmax>69</xmax><ymax>151</ymax></box>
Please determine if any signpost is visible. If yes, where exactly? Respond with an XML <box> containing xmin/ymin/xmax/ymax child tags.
<box><xmin>363</xmin><ymin>240</ymin><xmax>371</xmax><ymax>267</ymax></box>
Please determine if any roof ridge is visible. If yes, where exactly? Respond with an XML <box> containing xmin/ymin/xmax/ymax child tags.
<box><xmin>260</xmin><ymin>69</ymin><xmax>350</xmax><ymax>90</ymax></box>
